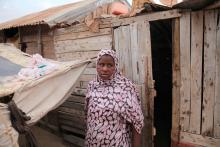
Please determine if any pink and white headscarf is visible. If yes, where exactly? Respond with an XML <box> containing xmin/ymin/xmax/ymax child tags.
<box><xmin>95</xmin><ymin>49</ymin><xmax>120</xmax><ymax>82</ymax></box>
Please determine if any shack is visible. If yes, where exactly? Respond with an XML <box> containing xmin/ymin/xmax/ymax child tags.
<box><xmin>112</xmin><ymin>0</ymin><xmax>219</xmax><ymax>147</ymax></box>
<box><xmin>0</xmin><ymin>0</ymin><xmax>220</xmax><ymax>147</ymax></box>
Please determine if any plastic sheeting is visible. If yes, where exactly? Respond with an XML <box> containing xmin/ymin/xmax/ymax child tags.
<box><xmin>0</xmin><ymin>43</ymin><xmax>90</xmax><ymax>146</ymax></box>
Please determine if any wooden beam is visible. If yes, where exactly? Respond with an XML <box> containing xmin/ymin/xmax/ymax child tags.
<box><xmin>54</xmin><ymin>28</ymin><xmax>111</xmax><ymax>41</ymax></box>
<box><xmin>171</xmin><ymin>18</ymin><xmax>181</xmax><ymax>142</ymax></box>
<box><xmin>214</xmin><ymin>9</ymin><xmax>220</xmax><ymax>138</ymax></box>
<box><xmin>180</xmin><ymin>131</ymin><xmax>220</xmax><ymax>147</ymax></box>
<box><xmin>54</xmin><ymin>35</ymin><xmax>112</xmax><ymax>53</ymax></box>
<box><xmin>112</xmin><ymin>9</ymin><xmax>182</xmax><ymax>27</ymax></box>
<box><xmin>179</xmin><ymin>12</ymin><xmax>191</xmax><ymax>132</ymax></box>
<box><xmin>18</xmin><ymin>27</ymin><xmax>22</xmax><ymax>49</ymax></box>
<box><xmin>37</xmin><ymin>24</ymin><xmax>43</xmax><ymax>56</ymax></box>
<box><xmin>189</xmin><ymin>11</ymin><xmax>203</xmax><ymax>134</ymax></box>
<box><xmin>202</xmin><ymin>9</ymin><xmax>217</xmax><ymax>137</ymax></box>
<box><xmin>205</xmin><ymin>1</ymin><xmax>220</xmax><ymax>9</ymax></box>
<box><xmin>63</xmin><ymin>134</ymin><xmax>84</xmax><ymax>147</ymax></box>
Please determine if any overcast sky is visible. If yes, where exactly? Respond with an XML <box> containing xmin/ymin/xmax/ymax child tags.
<box><xmin>0</xmin><ymin>0</ymin><xmax>132</xmax><ymax>23</ymax></box>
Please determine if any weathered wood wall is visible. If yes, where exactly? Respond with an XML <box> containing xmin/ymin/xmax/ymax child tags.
<box><xmin>53</xmin><ymin>21</ymin><xmax>112</xmax><ymax>146</ymax></box>
<box><xmin>172</xmin><ymin>9</ymin><xmax>220</xmax><ymax>147</ymax></box>
<box><xmin>21</xmin><ymin>25</ymin><xmax>56</xmax><ymax>59</ymax></box>
<box><xmin>114</xmin><ymin>21</ymin><xmax>155</xmax><ymax>147</ymax></box>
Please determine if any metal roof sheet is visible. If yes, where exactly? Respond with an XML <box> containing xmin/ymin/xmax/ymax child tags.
<box><xmin>0</xmin><ymin>0</ymin><xmax>113</xmax><ymax>30</ymax></box>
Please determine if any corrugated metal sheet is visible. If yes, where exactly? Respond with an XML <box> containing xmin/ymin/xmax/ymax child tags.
<box><xmin>173</xmin><ymin>0</ymin><xmax>217</xmax><ymax>9</ymax></box>
<box><xmin>131</xmin><ymin>0</ymin><xmax>217</xmax><ymax>13</ymax></box>
<box><xmin>0</xmin><ymin>0</ymin><xmax>114</xmax><ymax>30</ymax></box>
<box><xmin>134</xmin><ymin>0</ymin><xmax>217</xmax><ymax>7</ymax></box>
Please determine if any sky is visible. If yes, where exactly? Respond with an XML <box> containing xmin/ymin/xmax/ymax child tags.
<box><xmin>0</xmin><ymin>0</ymin><xmax>132</xmax><ymax>23</ymax></box>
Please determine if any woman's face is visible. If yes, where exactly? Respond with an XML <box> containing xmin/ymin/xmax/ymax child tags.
<box><xmin>97</xmin><ymin>55</ymin><xmax>115</xmax><ymax>80</ymax></box>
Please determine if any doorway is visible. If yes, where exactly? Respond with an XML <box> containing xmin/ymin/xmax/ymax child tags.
<box><xmin>150</xmin><ymin>19</ymin><xmax>172</xmax><ymax>147</ymax></box>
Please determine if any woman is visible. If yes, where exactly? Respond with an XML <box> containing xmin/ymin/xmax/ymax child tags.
<box><xmin>85</xmin><ymin>49</ymin><xmax>144</xmax><ymax>147</ymax></box>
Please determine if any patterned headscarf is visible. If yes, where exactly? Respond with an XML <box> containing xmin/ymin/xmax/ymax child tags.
<box><xmin>96</xmin><ymin>49</ymin><xmax>120</xmax><ymax>82</ymax></box>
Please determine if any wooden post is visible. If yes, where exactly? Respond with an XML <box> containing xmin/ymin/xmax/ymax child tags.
<box><xmin>189</xmin><ymin>10</ymin><xmax>203</xmax><ymax>134</ymax></box>
<box><xmin>171</xmin><ymin>18</ymin><xmax>181</xmax><ymax>143</ymax></box>
<box><xmin>37</xmin><ymin>24</ymin><xmax>43</xmax><ymax>56</ymax></box>
<box><xmin>137</xmin><ymin>21</ymin><xmax>156</xmax><ymax>147</ymax></box>
<box><xmin>214</xmin><ymin>9</ymin><xmax>220</xmax><ymax>138</ymax></box>
<box><xmin>18</xmin><ymin>27</ymin><xmax>22</xmax><ymax>50</ymax></box>
<box><xmin>179</xmin><ymin>12</ymin><xmax>191</xmax><ymax>132</ymax></box>
<box><xmin>202</xmin><ymin>9</ymin><xmax>217</xmax><ymax>137</ymax></box>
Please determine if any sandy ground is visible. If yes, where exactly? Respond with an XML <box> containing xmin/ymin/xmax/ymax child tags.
<box><xmin>31</xmin><ymin>126</ymin><xmax>67</xmax><ymax>147</ymax></box>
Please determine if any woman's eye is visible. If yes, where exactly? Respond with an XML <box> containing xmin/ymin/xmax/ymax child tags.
<box><xmin>98</xmin><ymin>63</ymin><xmax>104</xmax><ymax>67</ymax></box>
<box><xmin>107</xmin><ymin>64</ymin><xmax>113</xmax><ymax>68</ymax></box>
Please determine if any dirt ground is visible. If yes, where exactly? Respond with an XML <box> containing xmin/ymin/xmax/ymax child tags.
<box><xmin>32</xmin><ymin>126</ymin><xmax>67</xmax><ymax>147</ymax></box>
<box><xmin>19</xmin><ymin>126</ymin><xmax>68</xmax><ymax>147</ymax></box>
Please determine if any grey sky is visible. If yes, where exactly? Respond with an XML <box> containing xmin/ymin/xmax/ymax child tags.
<box><xmin>0</xmin><ymin>0</ymin><xmax>132</xmax><ymax>23</ymax></box>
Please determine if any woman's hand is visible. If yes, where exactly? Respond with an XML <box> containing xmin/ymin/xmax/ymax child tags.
<box><xmin>132</xmin><ymin>125</ymin><xmax>141</xmax><ymax>147</ymax></box>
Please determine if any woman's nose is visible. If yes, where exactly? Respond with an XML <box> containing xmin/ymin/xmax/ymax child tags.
<box><xmin>102</xmin><ymin>65</ymin><xmax>108</xmax><ymax>71</ymax></box>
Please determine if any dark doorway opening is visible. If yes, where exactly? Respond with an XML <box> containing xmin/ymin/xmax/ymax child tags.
<box><xmin>150</xmin><ymin>19</ymin><xmax>172</xmax><ymax>147</ymax></box>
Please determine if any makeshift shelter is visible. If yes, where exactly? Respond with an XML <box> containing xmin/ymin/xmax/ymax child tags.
<box><xmin>0</xmin><ymin>43</ymin><xmax>90</xmax><ymax>147</ymax></box>
<box><xmin>0</xmin><ymin>0</ymin><xmax>220</xmax><ymax>147</ymax></box>
<box><xmin>109</xmin><ymin>0</ymin><xmax>220</xmax><ymax>147</ymax></box>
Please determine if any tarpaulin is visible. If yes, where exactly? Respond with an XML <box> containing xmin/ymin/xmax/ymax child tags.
<box><xmin>0</xmin><ymin>43</ymin><xmax>90</xmax><ymax>147</ymax></box>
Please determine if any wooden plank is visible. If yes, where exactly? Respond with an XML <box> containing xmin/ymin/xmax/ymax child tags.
<box><xmin>59</xmin><ymin>111</ymin><xmax>85</xmax><ymax>126</ymax></box>
<box><xmin>22</xmin><ymin>29</ymin><xmax>52</xmax><ymax>43</ymax></box>
<box><xmin>67</xmin><ymin>95</ymin><xmax>85</xmax><ymax>104</ymax></box>
<box><xmin>171</xmin><ymin>18</ymin><xmax>181</xmax><ymax>142</ymax></box>
<box><xmin>22</xmin><ymin>35</ymin><xmax>37</xmax><ymax>43</ymax></box>
<box><xmin>113</xmin><ymin>27</ymin><xmax>120</xmax><ymax>70</ymax></box>
<box><xmin>61</xmin><ymin>101</ymin><xmax>84</xmax><ymax>110</ymax></box>
<box><xmin>202</xmin><ymin>10</ymin><xmax>217</xmax><ymax>136</ymax></box>
<box><xmin>58</xmin><ymin>111</ymin><xmax>85</xmax><ymax>123</ymax></box>
<box><xmin>56</xmin><ymin>50</ymin><xmax>99</xmax><ymax>61</ymax></box>
<box><xmin>121</xmin><ymin>25</ymin><xmax>133</xmax><ymax>79</ymax></box>
<box><xmin>54</xmin><ymin>35</ymin><xmax>112</xmax><ymax>53</ymax></box>
<box><xmin>72</xmin><ymin>88</ymin><xmax>87</xmax><ymax>96</ymax></box>
<box><xmin>179</xmin><ymin>12</ymin><xmax>191</xmax><ymax>132</ymax></box>
<box><xmin>83</xmin><ymin>68</ymin><xmax>96</xmax><ymax>75</ymax></box>
<box><xmin>42</xmin><ymin>34</ymin><xmax>54</xmax><ymax>42</ymax></box>
<box><xmin>180</xmin><ymin>131</ymin><xmax>220</xmax><ymax>147</ymax></box>
<box><xmin>144</xmin><ymin>21</ymin><xmax>155</xmax><ymax>147</ymax></box>
<box><xmin>137</xmin><ymin>22</ymin><xmax>146</xmax><ymax>85</ymax></box>
<box><xmin>58</xmin><ymin>107</ymin><xmax>85</xmax><ymax>117</ymax></box>
<box><xmin>138</xmin><ymin>21</ymin><xmax>154</xmax><ymax>147</ymax></box>
<box><xmin>130</xmin><ymin>22</ymin><xmax>140</xmax><ymax>83</ymax></box>
<box><xmin>54</xmin><ymin>22</ymin><xmax>111</xmax><ymax>36</ymax></box>
<box><xmin>117</xmin><ymin>27</ymin><xmax>125</xmax><ymax>75</ymax></box>
<box><xmin>205</xmin><ymin>1</ymin><xmax>220</xmax><ymax>9</ymax></box>
<box><xmin>214</xmin><ymin>9</ymin><xmax>220</xmax><ymax>138</ymax></box>
<box><xmin>112</xmin><ymin>9</ymin><xmax>181</xmax><ymax>27</ymax></box>
<box><xmin>61</xmin><ymin>125</ymin><xmax>85</xmax><ymax>135</ymax></box>
<box><xmin>54</xmin><ymin>23</ymin><xmax>90</xmax><ymax>36</ymax></box>
<box><xmin>54</xmin><ymin>28</ymin><xmax>111</xmax><ymax>41</ymax></box>
<box><xmin>78</xmin><ymin>74</ymin><xmax>96</xmax><ymax>82</ymax></box>
<box><xmin>26</xmin><ymin>42</ymin><xmax>37</xmax><ymax>48</ymax></box>
<box><xmin>189</xmin><ymin>11</ymin><xmax>203</xmax><ymax>134</ymax></box>
<box><xmin>63</xmin><ymin>134</ymin><xmax>84</xmax><ymax>147</ymax></box>
<box><xmin>75</xmin><ymin>81</ymin><xmax>90</xmax><ymax>89</ymax></box>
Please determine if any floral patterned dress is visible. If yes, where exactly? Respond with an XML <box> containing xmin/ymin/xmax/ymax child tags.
<box><xmin>85</xmin><ymin>49</ymin><xmax>144</xmax><ymax>147</ymax></box>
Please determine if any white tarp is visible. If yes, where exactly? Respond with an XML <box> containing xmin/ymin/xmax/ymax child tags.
<box><xmin>0</xmin><ymin>43</ymin><xmax>90</xmax><ymax>147</ymax></box>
